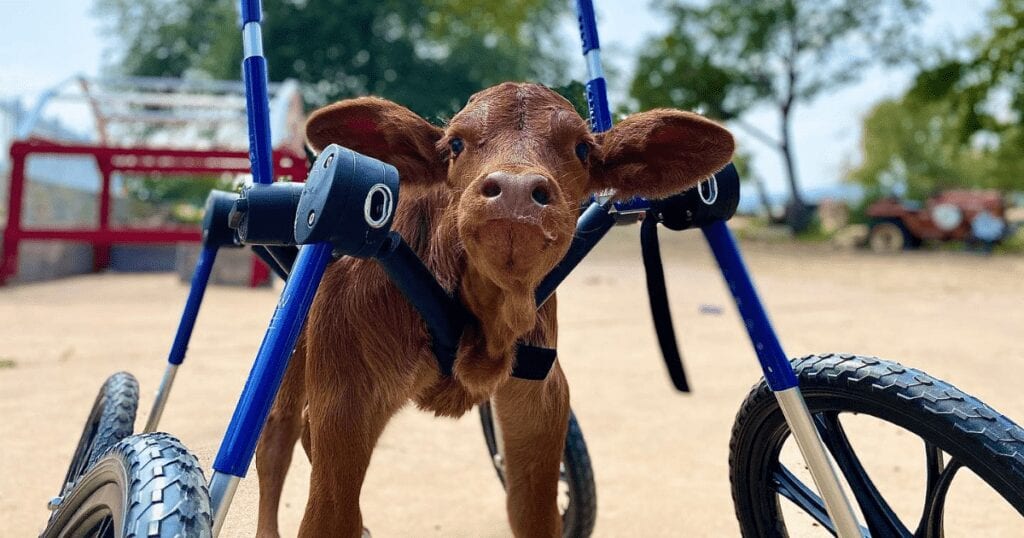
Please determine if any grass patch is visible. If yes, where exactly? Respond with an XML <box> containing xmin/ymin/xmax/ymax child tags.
<box><xmin>0</xmin><ymin>357</ymin><xmax>17</xmax><ymax>369</ymax></box>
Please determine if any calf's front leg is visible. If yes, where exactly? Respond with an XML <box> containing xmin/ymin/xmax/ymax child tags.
<box><xmin>493</xmin><ymin>363</ymin><xmax>571</xmax><ymax>538</ymax></box>
<box><xmin>255</xmin><ymin>337</ymin><xmax>308</xmax><ymax>538</ymax></box>
<box><xmin>298</xmin><ymin>361</ymin><xmax>405</xmax><ymax>537</ymax></box>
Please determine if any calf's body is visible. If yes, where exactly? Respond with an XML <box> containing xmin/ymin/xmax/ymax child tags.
<box><xmin>254</xmin><ymin>83</ymin><xmax>734</xmax><ymax>537</ymax></box>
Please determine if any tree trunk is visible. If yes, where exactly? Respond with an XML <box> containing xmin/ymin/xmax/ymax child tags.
<box><xmin>752</xmin><ymin>175</ymin><xmax>773</xmax><ymax>220</ymax></box>
<box><xmin>779</xmin><ymin>104</ymin><xmax>810</xmax><ymax>231</ymax></box>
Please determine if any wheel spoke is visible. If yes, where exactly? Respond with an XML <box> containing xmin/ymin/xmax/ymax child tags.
<box><xmin>815</xmin><ymin>412</ymin><xmax>911</xmax><ymax>536</ymax></box>
<box><xmin>914</xmin><ymin>445</ymin><xmax>962</xmax><ymax>538</ymax></box>
<box><xmin>95</xmin><ymin>517</ymin><xmax>113</xmax><ymax>538</ymax></box>
<box><xmin>774</xmin><ymin>465</ymin><xmax>837</xmax><ymax>535</ymax></box>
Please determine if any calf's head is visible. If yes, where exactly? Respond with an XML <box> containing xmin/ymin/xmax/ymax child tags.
<box><xmin>306</xmin><ymin>82</ymin><xmax>733</xmax><ymax>358</ymax></box>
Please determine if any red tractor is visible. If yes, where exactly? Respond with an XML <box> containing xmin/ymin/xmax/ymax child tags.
<box><xmin>865</xmin><ymin>190</ymin><xmax>1008</xmax><ymax>253</ymax></box>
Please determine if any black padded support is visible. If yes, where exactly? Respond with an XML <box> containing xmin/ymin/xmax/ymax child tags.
<box><xmin>511</xmin><ymin>345</ymin><xmax>558</xmax><ymax>381</ymax></box>
<box><xmin>252</xmin><ymin>246</ymin><xmax>290</xmax><ymax>281</ymax></box>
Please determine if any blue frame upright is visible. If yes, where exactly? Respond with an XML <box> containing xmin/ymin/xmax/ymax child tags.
<box><xmin>573</xmin><ymin>1</ymin><xmax>859</xmax><ymax>533</ymax></box>
<box><xmin>207</xmin><ymin>1</ymin><xmax>335</xmax><ymax>532</ymax></box>
<box><xmin>574</xmin><ymin>0</ymin><xmax>795</xmax><ymax>391</ymax></box>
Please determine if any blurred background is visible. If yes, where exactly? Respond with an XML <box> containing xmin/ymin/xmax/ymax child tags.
<box><xmin>2</xmin><ymin>0</ymin><xmax>1024</xmax><ymax>278</ymax></box>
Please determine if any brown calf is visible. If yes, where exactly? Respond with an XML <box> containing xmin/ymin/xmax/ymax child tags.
<box><xmin>254</xmin><ymin>82</ymin><xmax>734</xmax><ymax>537</ymax></box>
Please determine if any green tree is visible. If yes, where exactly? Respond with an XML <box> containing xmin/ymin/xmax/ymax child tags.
<box><xmin>95</xmin><ymin>0</ymin><xmax>569</xmax><ymax>121</ymax></box>
<box><xmin>846</xmin><ymin>97</ymin><xmax>990</xmax><ymax>200</ymax></box>
<box><xmin>902</xmin><ymin>0</ymin><xmax>1024</xmax><ymax>191</ymax></box>
<box><xmin>94</xmin><ymin>0</ymin><xmax>241</xmax><ymax>80</ymax></box>
<box><xmin>630</xmin><ymin>0</ymin><xmax>925</xmax><ymax>228</ymax></box>
<box><xmin>850</xmin><ymin>0</ymin><xmax>1024</xmax><ymax>198</ymax></box>
<box><xmin>93</xmin><ymin>0</ymin><xmax>573</xmax><ymax>213</ymax></box>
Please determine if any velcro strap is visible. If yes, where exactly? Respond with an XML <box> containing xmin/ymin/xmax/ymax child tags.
<box><xmin>511</xmin><ymin>344</ymin><xmax>557</xmax><ymax>380</ymax></box>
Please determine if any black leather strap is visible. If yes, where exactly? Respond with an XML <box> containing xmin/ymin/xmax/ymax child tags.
<box><xmin>511</xmin><ymin>344</ymin><xmax>558</xmax><ymax>380</ymax></box>
<box><xmin>640</xmin><ymin>215</ymin><xmax>691</xmax><ymax>392</ymax></box>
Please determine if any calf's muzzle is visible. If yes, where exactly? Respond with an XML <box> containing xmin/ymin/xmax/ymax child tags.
<box><xmin>476</xmin><ymin>171</ymin><xmax>556</xmax><ymax>225</ymax></box>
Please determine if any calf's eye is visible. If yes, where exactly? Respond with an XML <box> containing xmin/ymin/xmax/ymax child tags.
<box><xmin>574</xmin><ymin>142</ymin><xmax>590</xmax><ymax>162</ymax></box>
<box><xmin>450</xmin><ymin>137</ymin><xmax>465</xmax><ymax>156</ymax></box>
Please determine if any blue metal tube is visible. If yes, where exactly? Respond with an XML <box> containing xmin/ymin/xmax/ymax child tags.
<box><xmin>701</xmin><ymin>221</ymin><xmax>798</xmax><ymax>390</ymax></box>
<box><xmin>239</xmin><ymin>0</ymin><xmax>274</xmax><ymax>185</ymax></box>
<box><xmin>577</xmin><ymin>3</ymin><xmax>861</xmax><ymax>533</ymax></box>
<box><xmin>212</xmin><ymin>242</ymin><xmax>333</xmax><ymax>477</ymax></box>
<box><xmin>239</xmin><ymin>0</ymin><xmax>261</xmax><ymax>25</ymax></box>
<box><xmin>611</xmin><ymin>197</ymin><xmax>651</xmax><ymax>214</ymax></box>
<box><xmin>572</xmin><ymin>3</ymin><xmax>857</xmax><ymax>532</ymax></box>
<box><xmin>575</xmin><ymin>0</ymin><xmax>601</xmax><ymax>53</ymax></box>
<box><xmin>242</xmin><ymin>55</ymin><xmax>273</xmax><ymax>185</ymax></box>
<box><xmin>576</xmin><ymin>0</ymin><xmax>613</xmax><ymax>133</ymax></box>
<box><xmin>573</xmin><ymin>0</ymin><xmax>799</xmax><ymax>391</ymax></box>
<box><xmin>167</xmin><ymin>245</ymin><xmax>219</xmax><ymax>365</ymax></box>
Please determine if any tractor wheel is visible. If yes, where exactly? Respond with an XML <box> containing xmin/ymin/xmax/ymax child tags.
<box><xmin>868</xmin><ymin>220</ymin><xmax>909</xmax><ymax>253</ymax></box>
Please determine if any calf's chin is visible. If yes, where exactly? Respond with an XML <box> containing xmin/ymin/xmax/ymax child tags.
<box><xmin>446</xmin><ymin>217</ymin><xmax>573</xmax><ymax>402</ymax></box>
<box><xmin>456</xmin><ymin>188</ymin><xmax>577</xmax><ymax>292</ymax></box>
<box><xmin>462</xmin><ymin>220</ymin><xmax>571</xmax><ymax>289</ymax></box>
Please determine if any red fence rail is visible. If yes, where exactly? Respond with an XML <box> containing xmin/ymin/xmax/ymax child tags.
<box><xmin>2</xmin><ymin>138</ymin><xmax>307</xmax><ymax>285</ymax></box>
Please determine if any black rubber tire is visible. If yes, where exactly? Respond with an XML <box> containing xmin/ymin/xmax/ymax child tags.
<box><xmin>730</xmin><ymin>353</ymin><xmax>1024</xmax><ymax>537</ymax></box>
<box><xmin>561</xmin><ymin>409</ymin><xmax>598</xmax><ymax>538</ymax></box>
<box><xmin>479</xmin><ymin>402</ymin><xmax>598</xmax><ymax>537</ymax></box>
<box><xmin>60</xmin><ymin>372</ymin><xmax>139</xmax><ymax>496</ymax></box>
<box><xmin>44</xmin><ymin>432</ymin><xmax>213</xmax><ymax>538</ymax></box>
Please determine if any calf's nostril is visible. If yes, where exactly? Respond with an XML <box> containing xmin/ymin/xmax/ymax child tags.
<box><xmin>481</xmin><ymin>179</ymin><xmax>502</xmax><ymax>198</ymax></box>
<box><xmin>531</xmin><ymin>185</ymin><xmax>551</xmax><ymax>206</ymax></box>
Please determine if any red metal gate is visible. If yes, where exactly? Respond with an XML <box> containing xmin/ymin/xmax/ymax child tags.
<box><xmin>1</xmin><ymin>138</ymin><xmax>306</xmax><ymax>285</ymax></box>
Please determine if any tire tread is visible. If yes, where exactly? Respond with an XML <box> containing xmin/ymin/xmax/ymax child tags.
<box><xmin>88</xmin><ymin>372</ymin><xmax>140</xmax><ymax>469</ymax></box>
<box><xmin>112</xmin><ymin>432</ymin><xmax>213</xmax><ymax>538</ymax></box>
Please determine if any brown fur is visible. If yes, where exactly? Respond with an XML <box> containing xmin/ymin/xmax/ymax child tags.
<box><xmin>255</xmin><ymin>82</ymin><xmax>734</xmax><ymax>537</ymax></box>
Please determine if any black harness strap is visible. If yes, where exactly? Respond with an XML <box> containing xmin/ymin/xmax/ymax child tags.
<box><xmin>640</xmin><ymin>215</ymin><xmax>691</xmax><ymax>392</ymax></box>
<box><xmin>511</xmin><ymin>345</ymin><xmax>558</xmax><ymax>380</ymax></box>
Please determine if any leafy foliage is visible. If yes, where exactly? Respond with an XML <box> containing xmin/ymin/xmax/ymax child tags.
<box><xmin>120</xmin><ymin>174</ymin><xmax>238</xmax><ymax>224</ymax></box>
<box><xmin>630</xmin><ymin>0</ymin><xmax>925</xmax><ymax>212</ymax></box>
<box><xmin>93</xmin><ymin>0</ymin><xmax>572</xmax><ymax>212</ymax></box>
<box><xmin>95</xmin><ymin>0</ymin><xmax>569</xmax><ymax>122</ymax></box>
<box><xmin>633</xmin><ymin>0</ymin><xmax>925</xmax><ymax>118</ymax></box>
<box><xmin>847</xmin><ymin>98</ymin><xmax>985</xmax><ymax>199</ymax></box>
<box><xmin>94</xmin><ymin>0</ymin><xmax>241</xmax><ymax>81</ymax></box>
<box><xmin>849</xmin><ymin>0</ymin><xmax>1024</xmax><ymax>198</ymax></box>
<box><xmin>550</xmin><ymin>80</ymin><xmax>589</xmax><ymax>120</ymax></box>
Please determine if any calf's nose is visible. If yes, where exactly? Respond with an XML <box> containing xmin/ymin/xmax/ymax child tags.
<box><xmin>478</xmin><ymin>171</ymin><xmax>553</xmax><ymax>221</ymax></box>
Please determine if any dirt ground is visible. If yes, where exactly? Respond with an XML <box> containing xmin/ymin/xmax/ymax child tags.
<box><xmin>4</xmin><ymin>227</ymin><xmax>1024</xmax><ymax>537</ymax></box>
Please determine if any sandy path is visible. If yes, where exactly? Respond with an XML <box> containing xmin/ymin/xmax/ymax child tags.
<box><xmin>3</xmin><ymin>227</ymin><xmax>1024</xmax><ymax>536</ymax></box>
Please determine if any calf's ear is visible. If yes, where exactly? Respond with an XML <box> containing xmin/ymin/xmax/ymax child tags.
<box><xmin>306</xmin><ymin>97</ymin><xmax>446</xmax><ymax>186</ymax></box>
<box><xmin>592</xmin><ymin>109</ymin><xmax>734</xmax><ymax>199</ymax></box>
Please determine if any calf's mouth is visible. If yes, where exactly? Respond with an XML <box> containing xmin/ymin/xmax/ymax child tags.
<box><xmin>463</xmin><ymin>216</ymin><xmax>570</xmax><ymax>288</ymax></box>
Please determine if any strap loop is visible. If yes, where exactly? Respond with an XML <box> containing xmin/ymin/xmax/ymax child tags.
<box><xmin>698</xmin><ymin>175</ymin><xmax>719</xmax><ymax>206</ymax></box>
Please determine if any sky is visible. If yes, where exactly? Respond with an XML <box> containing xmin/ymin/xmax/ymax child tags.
<box><xmin>0</xmin><ymin>0</ymin><xmax>994</xmax><ymax>199</ymax></box>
